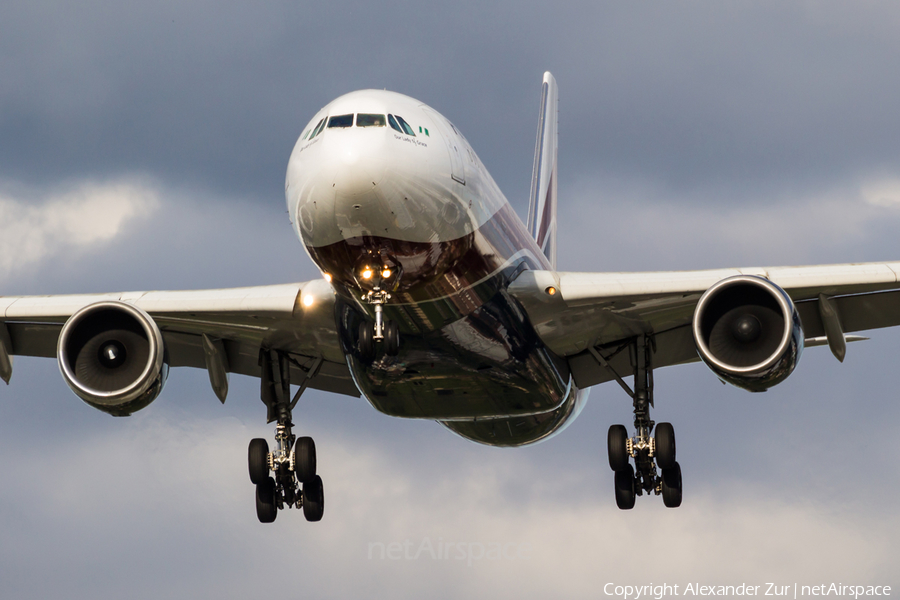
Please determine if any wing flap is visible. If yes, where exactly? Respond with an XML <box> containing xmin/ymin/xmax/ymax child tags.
<box><xmin>6</xmin><ymin>322</ymin><xmax>63</xmax><ymax>358</ymax></box>
<box><xmin>163</xmin><ymin>331</ymin><xmax>359</xmax><ymax>397</ymax></box>
<box><xmin>567</xmin><ymin>324</ymin><xmax>699</xmax><ymax>389</ymax></box>
<box><xmin>796</xmin><ymin>289</ymin><xmax>900</xmax><ymax>338</ymax></box>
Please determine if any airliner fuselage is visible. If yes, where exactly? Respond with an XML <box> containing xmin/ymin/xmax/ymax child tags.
<box><xmin>285</xmin><ymin>90</ymin><xmax>586</xmax><ymax>446</ymax></box>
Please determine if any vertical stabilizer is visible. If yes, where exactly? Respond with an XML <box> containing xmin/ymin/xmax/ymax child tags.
<box><xmin>526</xmin><ymin>71</ymin><xmax>559</xmax><ymax>269</ymax></box>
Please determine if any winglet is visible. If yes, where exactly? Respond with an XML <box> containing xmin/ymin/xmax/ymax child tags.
<box><xmin>527</xmin><ymin>71</ymin><xmax>559</xmax><ymax>269</ymax></box>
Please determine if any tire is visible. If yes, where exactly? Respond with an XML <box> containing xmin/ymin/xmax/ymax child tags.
<box><xmin>303</xmin><ymin>475</ymin><xmax>325</xmax><ymax>522</ymax></box>
<box><xmin>608</xmin><ymin>424</ymin><xmax>630</xmax><ymax>472</ymax></box>
<box><xmin>661</xmin><ymin>461</ymin><xmax>683</xmax><ymax>508</ymax></box>
<box><xmin>248</xmin><ymin>438</ymin><xmax>269</xmax><ymax>485</ymax></box>
<box><xmin>358</xmin><ymin>321</ymin><xmax>374</xmax><ymax>361</ymax></box>
<box><xmin>294</xmin><ymin>436</ymin><xmax>317</xmax><ymax>484</ymax></box>
<box><xmin>655</xmin><ymin>422</ymin><xmax>676</xmax><ymax>470</ymax></box>
<box><xmin>256</xmin><ymin>477</ymin><xmax>278</xmax><ymax>523</ymax></box>
<box><xmin>384</xmin><ymin>320</ymin><xmax>399</xmax><ymax>356</ymax></box>
<box><xmin>614</xmin><ymin>464</ymin><xmax>636</xmax><ymax>510</ymax></box>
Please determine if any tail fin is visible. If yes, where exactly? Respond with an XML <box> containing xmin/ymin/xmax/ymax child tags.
<box><xmin>526</xmin><ymin>71</ymin><xmax>559</xmax><ymax>269</ymax></box>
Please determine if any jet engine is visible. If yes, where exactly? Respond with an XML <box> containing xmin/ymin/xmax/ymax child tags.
<box><xmin>57</xmin><ymin>301</ymin><xmax>168</xmax><ymax>416</ymax></box>
<box><xmin>692</xmin><ymin>275</ymin><xmax>803</xmax><ymax>392</ymax></box>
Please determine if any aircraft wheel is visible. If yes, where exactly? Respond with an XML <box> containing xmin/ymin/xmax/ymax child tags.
<box><xmin>614</xmin><ymin>464</ymin><xmax>636</xmax><ymax>510</ymax></box>
<box><xmin>384</xmin><ymin>320</ymin><xmax>400</xmax><ymax>356</ymax></box>
<box><xmin>358</xmin><ymin>321</ymin><xmax>375</xmax><ymax>361</ymax></box>
<box><xmin>608</xmin><ymin>424</ymin><xmax>629</xmax><ymax>472</ymax></box>
<box><xmin>661</xmin><ymin>461</ymin><xmax>683</xmax><ymax>508</ymax></box>
<box><xmin>294</xmin><ymin>436</ymin><xmax>316</xmax><ymax>484</ymax></box>
<box><xmin>655</xmin><ymin>422</ymin><xmax>676</xmax><ymax>470</ymax></box>
<box><xmin>256</xmin><ymin>477</ymin><xmax>278</xmax><ymax>523</ymax></box>
<box><xmin>248</xmin><ymin>438</ymin><xmax>269</xmax><ymax>485</ymax></box>
<box><xmin>303</xmin><ymin>475</ymin><xmax>325</xmax><ymax>522</ymax></box>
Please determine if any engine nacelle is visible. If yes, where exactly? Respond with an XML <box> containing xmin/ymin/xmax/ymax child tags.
<box><xmin>692</xmin><ymin>275</ymin><xmax>803</xmax><ymax>392</ymax></box>
<box><xmin>58</xmin><ymin>301</ymin><xmax>168</xmax><ymax>416</ymax></box>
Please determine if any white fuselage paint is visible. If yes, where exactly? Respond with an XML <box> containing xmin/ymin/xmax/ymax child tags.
<box><xmin>286</xmin><ymin>90</ymin><xmax>506</xmax><ymax>251</ymax></box>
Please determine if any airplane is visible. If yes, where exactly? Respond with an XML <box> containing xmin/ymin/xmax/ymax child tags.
<box><xmin>3</xmin><ymin>71</ymin><xmax>900</xmax><ymax>523</ymax></box>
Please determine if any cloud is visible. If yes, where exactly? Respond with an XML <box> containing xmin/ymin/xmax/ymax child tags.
<box><xmin>0</xmin><ymin>403</ymin><xmax>895</xmax><ymax>599</ymax></box>
<box><xmin>0</xmin><ymin>179</ymin><xmax>159</xmax><ymax>280</ymax></box>
<box><xmin>861</xmin><ymin>178</ymin><xmax>900</xmax><ymax>207</ymax></box>
<box><xmin>559</xmin><ymin>175</ymin><xmax>900</xmax><ymax>272</ymax></box>
<box><xmin>5</xmin><ymin>2</ymin><xmax>900</xmax><ymax>201</ymax></box>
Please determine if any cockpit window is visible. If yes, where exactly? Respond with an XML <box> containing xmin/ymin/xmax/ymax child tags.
<box><xmin>388</xmin><ymin>114</ymin><xmax>416</xmax><ymax>136</ymax></box>
<box><xmin>395</xmin><ymin>115</ymin><xmax>416</xmax><ymax>136</ymax></box>
<box><xmin>327</xmin><ymin>114</ymin><xmax>353</xmax><ymax>128</ymax></box>
<box><xmin>357</xmin><ymin>114</ymin><xmax>386</xmax><ymax>127</ymax></box>
<box><xmin>309</xmin><ymin>118</ymin><xmax>326</xmax><ymax>139</ymax></box>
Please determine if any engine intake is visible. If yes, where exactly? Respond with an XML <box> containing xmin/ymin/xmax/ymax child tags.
<box><xmin>692</xmin><ymin>275</ymin><xmax>803</xmax><ymax>392</ymax></box>
<box><xmin>58</xmin><ymin>301</ymin><xmax>168</xmax><ymax>416</ymax></box>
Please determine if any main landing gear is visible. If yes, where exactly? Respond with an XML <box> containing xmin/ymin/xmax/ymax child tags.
<box><xmin>593</xmin><ymin>334</ymin><xmax>683</xmax><ymax>509</ymax></box>
<box><xmin>248</xmin><ymin>350</ymin><xmax>325</xmax><ymax>523</ymax></box>
<box><xmin>357</xmin><ymin>289</ymin><xmax>400</xmax><ymax>360</ymax></box>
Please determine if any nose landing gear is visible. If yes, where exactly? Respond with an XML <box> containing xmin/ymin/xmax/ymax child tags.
<box><xmin>594</xmin><ymin>334</ymin><xmax>684</xmax><ymax>509</ymax></box>
<box><xmin>357</xmin><ymin>289</ymin><xmax>400</xmax><ymax>360</ymax></box>
<box><xmin>249</xmin><ymin>350</ymin><xmax>325</xmax><ymax>523</ymax></box>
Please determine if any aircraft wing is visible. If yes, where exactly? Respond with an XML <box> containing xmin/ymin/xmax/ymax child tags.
<box><xmin>508</xmin><ymin>262</ymin><xmax>900</xmax><ymax>389</ymax></box>
<box><xmin>0</xmin><ymin>279</ymin><xmax>359</xmax><ymax>399</ymax></box>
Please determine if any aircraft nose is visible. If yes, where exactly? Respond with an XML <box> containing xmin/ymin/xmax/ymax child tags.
<box><xmin>291</xmin><ymin>127</ymin><xmax>394</xmax><ymax>246</ymax></box>
<box><xmin>326</xmin><ymin>129</ymin><xmax>388</xmax><ymax>197</ymax></box>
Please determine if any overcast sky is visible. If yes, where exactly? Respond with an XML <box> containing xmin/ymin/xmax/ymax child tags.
<box><xmin>2</xmin><ymin>2</ymin><xmax>899</xmax><ymax>598</ymax></box>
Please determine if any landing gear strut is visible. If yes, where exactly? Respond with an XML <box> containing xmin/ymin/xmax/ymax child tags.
<box><xmin>357</xmin><ymin>289</ymin><xmax>400</xmax><ymax>360</ymax></box>
<box><xmin>594</xmin><ymin>334</ymin><xmax>683</xmax><ymax>508</ymax></box>
<box><xmin>248</xmin><ymin>349</ymin><xmax>325</xmax><ymax>523</ymax></box>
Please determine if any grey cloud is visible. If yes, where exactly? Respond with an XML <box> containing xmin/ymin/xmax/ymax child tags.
<box><xmin>0</xmin><ymin>178</ymin><xmax>309</xmax><ymax>295</ymax></box>
<box><xmin>2</xmin><ymin>363</ymin><xmax>898</xmax><ymax>598</ymax></box>
<box><xmin>557</xmin><ymin>175</ymin><xmax>900</xmax><ymax>273</ymax></box>
<box><xmin>4</xmin><ymin>2</ymin><xmax>899</xmax><ymax>211</ymax></box>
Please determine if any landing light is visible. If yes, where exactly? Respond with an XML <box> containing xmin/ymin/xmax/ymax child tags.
<box><xmin>362</xmin><ymin>269</ymin><xmax>373</xmax><ymax>280</ymax></box>
<box><xmin>545</xmin><ymin>286</ymin><xmax>557</xmax><ymax>296</ymax></box>
<box><xmin>323</xmin><ymin>272</ymin><xmax>332</xmax><ymax>282</ymax></box>
<box><xmin>302</xmin><ymin>294</ymin><xmax>315</xmax><ymax>307</ymax></box>
<box><xmin>382</xmin><ymin>269</ymin><xmax>392</xmax><ymax>278</ymax></box>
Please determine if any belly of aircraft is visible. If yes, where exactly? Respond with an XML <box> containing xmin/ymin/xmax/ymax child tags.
<box><xmin>338</xmin><ymin>283</ymin><xmax>572</xmax><ymax>422</ymax></box>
